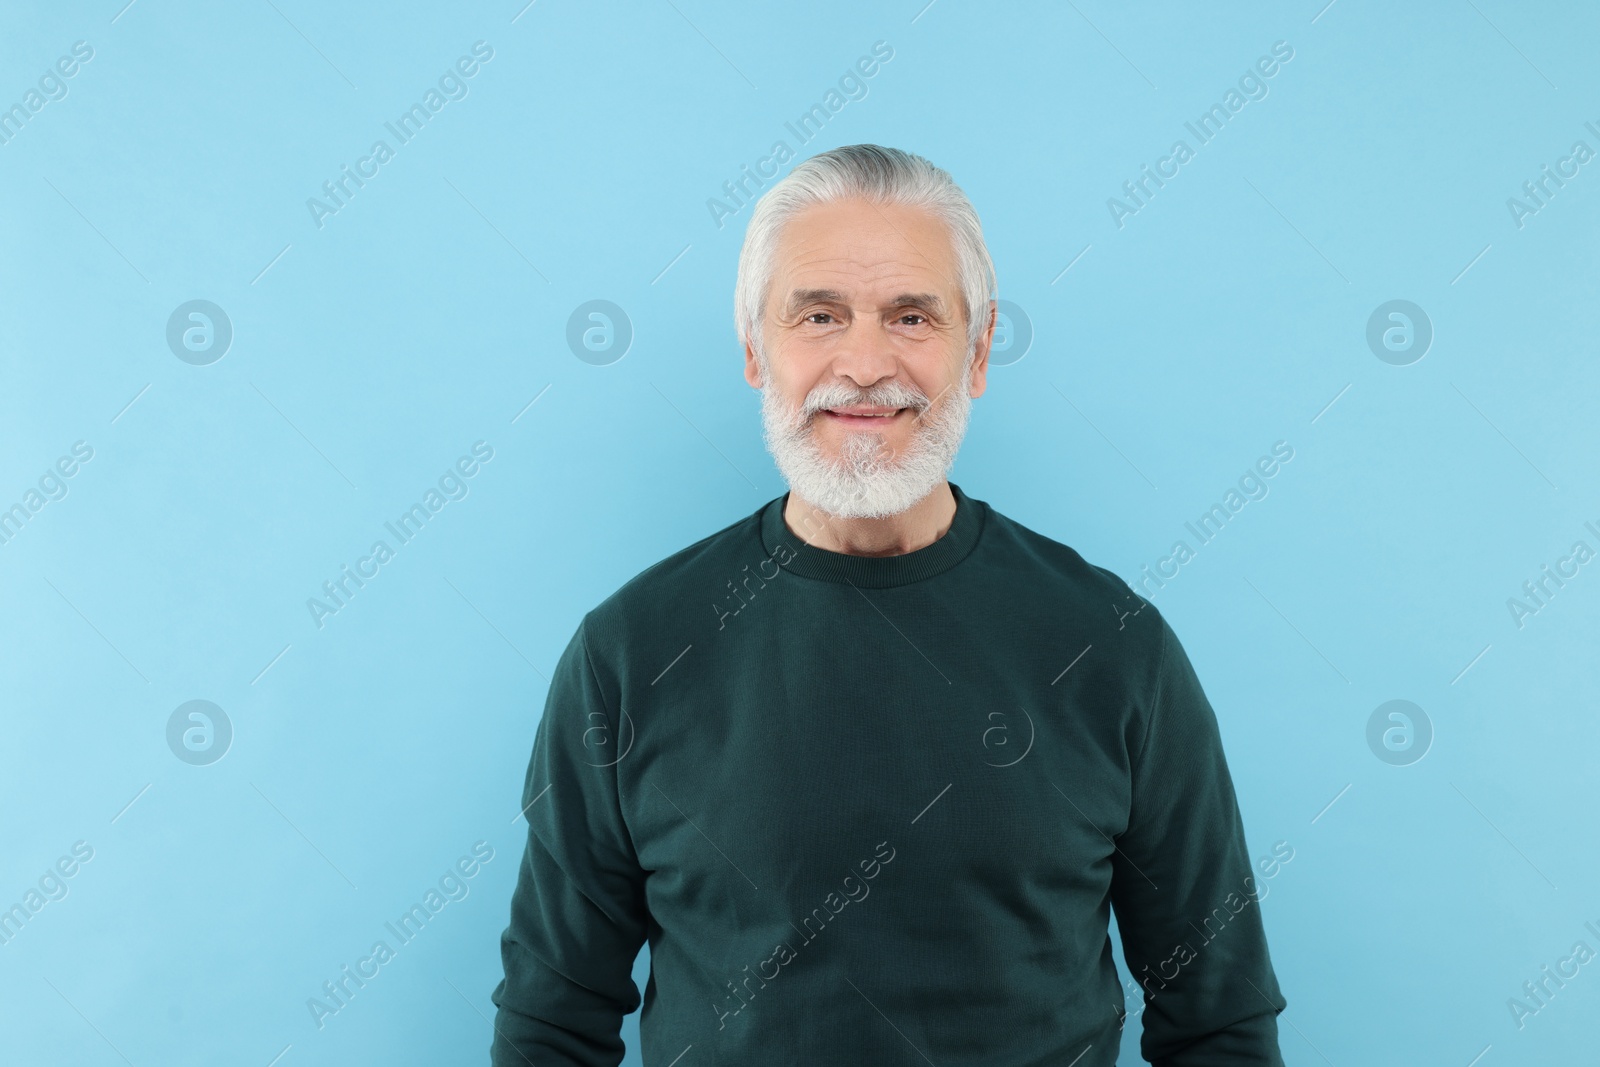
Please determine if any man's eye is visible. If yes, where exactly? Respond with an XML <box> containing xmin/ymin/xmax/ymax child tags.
<box><xmin>899</xmin><ymin>313</ymin><xmax>927</xmax><ymax>326</ymax></box>
<box><xmin>804</xmin><ymin>312</ymin><xmax>834</xmax><ymax>324</ymax></box>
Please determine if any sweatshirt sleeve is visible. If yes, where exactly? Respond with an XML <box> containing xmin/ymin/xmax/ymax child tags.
<box><xmin>1109</xmin><ymin>610</ymin><xmax>1288</xmax><ymax>1066</ymax></box>
<box><xmin>490</xmin><ymin>615</ymin><xmax>650</xmax><ymax>1066</ymax></box>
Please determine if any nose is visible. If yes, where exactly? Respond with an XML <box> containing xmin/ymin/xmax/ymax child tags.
<box><xmin>828</xmin><ymin>318</ymin><xmax>901</xmax><ymax>392</ymax></box>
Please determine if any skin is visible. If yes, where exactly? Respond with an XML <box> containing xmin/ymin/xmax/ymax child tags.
<box><xmin>743</xmin><ymin>196</ymin><xmax>995</xmax><ymax>556</ymax></box>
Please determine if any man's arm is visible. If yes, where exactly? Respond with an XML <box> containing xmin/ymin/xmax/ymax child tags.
<box><xmin>490</xmin><ymin>615</ymin><xmax>650</xmax><ymax>1066</ymax></box>
<box><xmin>1110</xmin><ymin>610</ymin><xmax>1287</xmax><ymax>1066</ymax></box>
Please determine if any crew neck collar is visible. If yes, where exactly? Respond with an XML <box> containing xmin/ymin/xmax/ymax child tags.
<box><xmin>759</xmin><ymin>481</ymin><xmax>987</xmax><ymax>588</ymax></box>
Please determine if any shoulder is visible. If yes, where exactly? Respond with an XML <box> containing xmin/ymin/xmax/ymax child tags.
<box><xmin>581</xmin><ymin>500</ymin><xmax>770</xmax><ymax>646</ymax></box>
<box><xmin>986</xmin><ymin>502</ymin><xmax>1202</xmax><ymax>753</ymax></box>
<box><xmin>979</xmin><ymin>495</ymin><xmax>1171</xmax><ymax>677</ymax></box>
<box><xmin>980</xmin><ymin>496</ymin><xmax>1151</xmax><ymax>608</ymax></box>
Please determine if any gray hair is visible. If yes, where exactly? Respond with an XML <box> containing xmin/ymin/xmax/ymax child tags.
<box><xmin>734</xmin><ymin>144</ymin><xmax>997</xmax><ymax>363</ymax></box>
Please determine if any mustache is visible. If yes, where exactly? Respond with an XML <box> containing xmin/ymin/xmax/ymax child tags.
<box><xmin>799</xmin><ymin>380</ymin><xmax>935</xmax><ymax>418</ymax></box>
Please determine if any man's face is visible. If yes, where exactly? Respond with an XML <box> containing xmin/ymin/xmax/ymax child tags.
<box><xmin>744</xmin><ymin>196</ymin><xmax>993</xmax><ymax>519</ymax></box>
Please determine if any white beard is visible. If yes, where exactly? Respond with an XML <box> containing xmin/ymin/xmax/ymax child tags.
<box><xmin>758</xmin><ymin>351</ymin><xmax>973</xmax><ymax>520</ymax></box>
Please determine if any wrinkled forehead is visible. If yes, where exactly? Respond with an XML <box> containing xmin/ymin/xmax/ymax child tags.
<box><xmin>767</xmin><ymin>199</ymin><xmax>961</xmax><ymax>313</ymax></box>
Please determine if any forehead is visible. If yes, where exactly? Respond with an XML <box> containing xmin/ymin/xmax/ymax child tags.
<box><xmin>769</xmin><ymin>197</ymin><xmax>959</xmax><ymax>304</ymax></box>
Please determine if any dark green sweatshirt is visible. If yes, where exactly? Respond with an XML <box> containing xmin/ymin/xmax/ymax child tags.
<box><xmin>490</xmin><ymin>481</ymin><xmax>1286</xmax><ymax>1066</ymax></box>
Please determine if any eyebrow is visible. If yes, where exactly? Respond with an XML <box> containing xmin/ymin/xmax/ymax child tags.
<box><xmin>781</xmin><ymin>288</ymin><xmax>948</xmax><ymax>318</ymax></box>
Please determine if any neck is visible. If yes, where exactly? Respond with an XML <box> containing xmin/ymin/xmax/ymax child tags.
<box><xmin>783</xmin><ymin>481</ymin><xmax>956</xmax><ymax>556</ymax></box>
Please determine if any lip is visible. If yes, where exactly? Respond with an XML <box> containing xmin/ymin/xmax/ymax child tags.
<box><xmin>819</xmin><ymin>407</ymin><xmax>909</xmax><ymax>428</ymax></box>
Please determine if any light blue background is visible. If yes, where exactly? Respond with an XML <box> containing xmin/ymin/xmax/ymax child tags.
<box><xmin>3</xmin><ymin>1</ymin><xmax>1597</xmax><ymax>1064</ymax></box>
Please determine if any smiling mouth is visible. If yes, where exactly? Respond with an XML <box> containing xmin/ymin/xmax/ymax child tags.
<box><xmin>819</xmin><ymin>407</ymin><xmax>909</xmax><ymax>427</ymax></box>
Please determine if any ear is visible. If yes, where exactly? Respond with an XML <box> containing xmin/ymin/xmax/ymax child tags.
<box><xmin>967</xmin><ymin>300</ymin><xmax>996</xmax><ymax>398</ymax></box>
<box><xmin>743</xmin><ymin>334</ymin><xmax>764</xmax><ymax>389</ymax></box>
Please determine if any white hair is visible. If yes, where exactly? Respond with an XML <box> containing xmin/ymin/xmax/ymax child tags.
<box><xmin>734</xmin><ymin>144</ymin><xmax>997</xmax><ymax>362</ymax></box>
<box><xmin>759</xmin><ymin>352</ymin><xmax>974</xmax><ymax>519</ymax></box>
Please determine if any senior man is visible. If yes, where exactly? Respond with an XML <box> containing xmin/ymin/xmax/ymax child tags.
<box><xmin>490</xmin><ymin>144</ymin><xmax>1287</xmax><ymax>1065</ymax></box>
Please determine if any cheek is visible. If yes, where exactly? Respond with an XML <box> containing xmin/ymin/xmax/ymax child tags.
<box><xmin>773</xmin><ymin>346</ymin><xmax>832</xmax><ymax>395</ymax></box>
<box><xmin>914</xmin><ymin>358</ymin><xmax>961</xmax><ymax>401</ymax></box>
